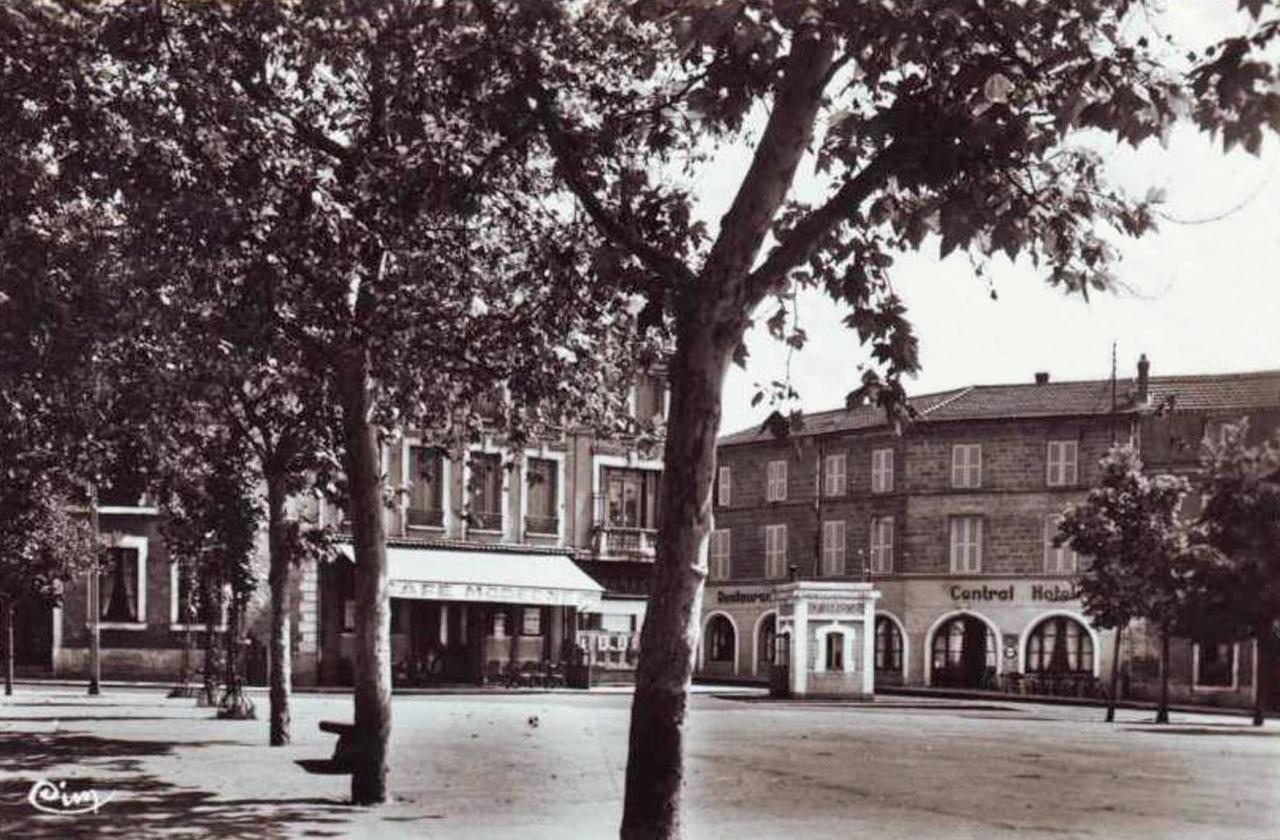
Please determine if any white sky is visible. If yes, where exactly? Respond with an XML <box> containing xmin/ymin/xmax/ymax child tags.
<box><xmin>706</xmin><ymin>7</ymin><xmax>1280</xmax><ymax>437</ymax></box>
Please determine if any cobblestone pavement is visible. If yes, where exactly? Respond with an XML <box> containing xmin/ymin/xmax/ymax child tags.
<box><xmin>1</xmin><ymin>686</ymin><xmax>1276</xmax><ymax>839</ymax></box>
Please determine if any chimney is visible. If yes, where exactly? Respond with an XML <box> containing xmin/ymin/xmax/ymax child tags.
<box><xmin>1137</xmin><ymin>353</ymin><xmax>1150</xmax><ymax>403</ymax></box>
<box><xmin>1034</xmin><ymin>372</ymin><xmax>1050</xmax><ymax>386</ymax></box>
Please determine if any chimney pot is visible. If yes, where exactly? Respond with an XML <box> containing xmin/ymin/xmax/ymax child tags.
<box><xmin>1137</xmin><ymin>353</ymin><xmax>1150</xmax><ymax>402</ymax></box>
<box><xmin>1034</xmin><ymin>372</ymin><xmax>1050</xmax><ymax>385</ymax></box>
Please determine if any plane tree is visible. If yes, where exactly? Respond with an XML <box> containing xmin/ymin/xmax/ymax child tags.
<box><xmin>1058</xmin><ymin>445</ymin><xmax>1194</xmax><ymax>724</ymax></box>
<box><xmin>1187</xmin><ymin>419</ymin><xmax>1280</xmax><ymax>725</ymax></box>
<box><xmin>6</xmin><ymin>0</ymin><xmax>649</xmax><ymax>804</ymax></box>
<box><xmin>472</xmin><ymin>1</ymin><xmax>1280</xmax><ymax>834</ymax></box>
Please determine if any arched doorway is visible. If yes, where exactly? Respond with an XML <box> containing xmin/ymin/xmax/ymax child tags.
<box><xmin>1025</xmin><ymin>615</ymin><xmax>1094</xmax><ymax>676</ymax></box>
<box><xmin>874</xmin><ymin>615</ymin><xmax>904</xmax><ymax>685</ymax></box>
<box><xmin>756</xmin><ymin>613</ymin><xmax>777</xmax><ymax>676</ymax></box>
<box><xmin>931</xmin><ymin>614</ymin><xmax>997</xmax><ymax>688</ymax></box>
<box><xmin>703</xmin><ymin>613</ymin><xmax>737</xmax><ymax>675</ymax></box>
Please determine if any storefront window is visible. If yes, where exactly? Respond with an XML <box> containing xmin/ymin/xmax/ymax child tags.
<box><xmin>875</xmin><ymin>616</ymin><xmax>903</xmax><ymax>672</ymax></box>
<box><xmin>522</xmin><ymin>608</ymin><xmax>542</xmax><ymax>636</ymax></box>
<box><xmin>758</xmin><ymin>614</ymin><xmax>777</xmax><ymax>667</ymax></box>
<box><xmin>1025</xmin><ymin>616</ymin><xmax>1093</xmax><ymax>675</ymax></box>
<box><xmin>705</xmin><ymin>615</ymin><xmax>735</xmax><ymax>663</ymax></box>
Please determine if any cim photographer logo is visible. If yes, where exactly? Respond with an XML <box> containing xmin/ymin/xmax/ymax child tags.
<box><xmin>27</xmin><ymin>778</ymin><xmax>115</xmax><ymax>815</ymax></box>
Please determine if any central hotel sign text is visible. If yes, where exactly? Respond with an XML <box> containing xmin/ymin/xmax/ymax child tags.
<box><xmin>948</xmin><ymin>583</ymin><xmax>1080</xmax><ymax>603</ymax></box>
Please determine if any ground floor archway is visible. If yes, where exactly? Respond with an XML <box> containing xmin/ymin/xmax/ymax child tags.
<box><xmin>930</xmin><ymin>613</ymin><xmax>997</xmax><ymax>688</ymax></box>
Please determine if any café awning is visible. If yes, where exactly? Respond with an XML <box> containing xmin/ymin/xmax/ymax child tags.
<box><xmin>337</xmin><ymin>544</ymin><xmax>604</xmax><ymax>610</ymax></box>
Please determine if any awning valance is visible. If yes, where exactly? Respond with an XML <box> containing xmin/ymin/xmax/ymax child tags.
<box><xmin>337</xmin><ymin>545</ymin><xmax>603</xmax><ymax>610</ymax></box>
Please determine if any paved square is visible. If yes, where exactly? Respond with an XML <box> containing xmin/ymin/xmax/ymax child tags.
<box><xmin>1</xmin><ymin>687</ymin><xmax>1276</xmax><ymax>839</ymax></box>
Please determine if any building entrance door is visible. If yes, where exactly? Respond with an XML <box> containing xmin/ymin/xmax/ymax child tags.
<box><xmin>932</xmin><ymin>615</ymin><xmax>995</xmax><ymax>688</ymax></box>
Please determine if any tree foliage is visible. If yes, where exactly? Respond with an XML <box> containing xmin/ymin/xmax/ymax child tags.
<box><xmin>1187</xmin><ymin>418</ymin><xmax>1280</xmax><ymax>645</ymax></box>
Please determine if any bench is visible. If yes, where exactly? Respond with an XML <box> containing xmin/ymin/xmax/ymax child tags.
<box><xmin>318</xmin><ymin>720</ymin><xmax>357</xmax><ymax>770</ymax></box>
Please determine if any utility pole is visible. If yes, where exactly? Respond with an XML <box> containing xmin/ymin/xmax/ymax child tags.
<box><xmin>87</xmin><ymin>482</ymin><xmax>101</xmax><ymax>696</ymax></box>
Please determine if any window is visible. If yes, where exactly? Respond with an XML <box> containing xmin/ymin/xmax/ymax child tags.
<box><xmin>823</xmin><ymin>454</ymin><xmax>847</xmax><ymax>497</ymax></box>
<box><xmin>709</xmin><ymin>529</ymin><xmax>732</xmax><ymax>581</ymax></box>
<box><xmin>870</xmin><ymin>516</ymin><xmax>894</xmax><ymax>574</ymax></box>
<box><xmin>717</xmin><ymin>465</ymin><xmax>732</xmax><ymax>507</ymax></box>
<box><xmin>951</xmin><ymin>444</ymin><xmax>982</xmax><ymax>489</ymax></box>
<box><xmin>705</xmin><ymin>615</ymin><xmax>735</xmax><ymax>663</ymax></box>
<box><xmin>1047</xmin><ymin>440</ymin><xmax>1078</xmax><ymax>487</ymax></box>
<box><xmin>634</xmin><ymin>372</ymin><xmax>667</xmax><ymax>422</ymax></box>
<box><xmin>525</xmin><ymin>457</ymin><xmax>559</xmax><ymax>535</ymax></box>
<box><xmin>949</xmin><ymin>516</ymin><xmax>983</xmax><ymax>573</ymax></box>
<box><xmin>766</xmin><ymin>460</ymin><xmax>788</xmax><ymax>501</ymax></box>
<box><xmin>1025</xmin><ymin>616</ymin><xmax>1094</xmax><ymax>675</ymax></box>
<box><xmin>1195</xmin><ymin>641</ymin><xmax>1237</xmax><ymax>688</ymax></box>
<box><xmin>492</xmin><ymin>610</ymin><xmax>508</xmax><ymax>638</ymax></box>
<box><xmin>821</xmin><ymin>520</ymin><xmax>846</xmax><ymax>576</ymax></box>
<box><xmin>170</xmin><ymin>561</ymin><xmax>228</xmax><ymax>629</ymax></box>
<box><xmin>98</xmin><ymin>542</ymin><xmax>146</xmax><ymax>627</ymax></box>
<box><xmin>875</xmin><ymin>616</ymin><xmax>903</xmax><ymax>672</ymax></box>
<box><xmin>764</xmin><ymin>524</ymin><xmax>788</xmax><ymax>579</ymax></box>
<box><xmin>825</xmin><ymin>632</ymin><xmax>845</xmax><ymax>671</ymax></box>
<box><xmin>758</xmin><ymin>614</ymin><xmax>777</xmax><ymax>669</ymax></box>
<box><xmin>521</xmin><ymin>608</ymin><xmax>543</xmax><ymax>636</ymax></box>
<box><xmin>1044</xmin><ymin>514</ymin><xmax>1078</xmax><ymax>574</ymax></box>
<box><xmin>603</xmin><ymin>467</ymin><xmax>662</xmax><ymax>529</ymax></box>
<box><xmin>342</xmin><ymin>599</ymin><xmax>356</xmax><ymax>633</ymax></box>
<box><xmin>871</xmin><ymin>448</ymin><xmax>894</xmax><ymax>493</ymax></box>
<box><xmin>407</xmin><ymin>445</ymin><xmax>446</xmax><ymax>528</ymax></box>
<box><xmin>467</xmin><ymin>451</ymin><xmax>503</xmax><ymax>531</ymax></box>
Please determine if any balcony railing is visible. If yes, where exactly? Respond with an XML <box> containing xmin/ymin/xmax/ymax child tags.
<box><xmin>525</xmin><ymin>514</ymin><xmax>559</xmax><ymax>536</ymax></box>
<box><xmin>406</xmin><ymin>507</ymin><xmax>445</xmax><ymax>528</ymax></box>
<box><xmin>591</xmin><ymin>493</ymin><xmax>658</xmax><ymax>559</ymax></box>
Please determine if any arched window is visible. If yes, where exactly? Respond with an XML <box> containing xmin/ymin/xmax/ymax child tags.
<box><xmin>1026</xmin><ymin>616</ymin><xmax>1093</xmax><ymax>674</ymax></box>
<box><xmin>758</xmin><ymin>614</ymin><xmax>777</xmax><ymax>669</ymax></box>
<box><xmin>875</xmin><ymin>616</ymin><xmax>903</xmax><ymax>672</ymax></box>
<box><xmin>825</xmin><ymin>632</ymin><xmax>845</xmax><ymax>671</ymax></box>
<box><xmin>705</xmin><ymin>615</ymin><xmax>735</xmax><ymax>663</ymax></box>
<box><xmin>931</xmin><ymin>615</ymin><xmax>997</xmax><ymax>687</ymax></box>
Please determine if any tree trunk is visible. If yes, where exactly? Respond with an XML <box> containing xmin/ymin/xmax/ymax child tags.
<box><xmin>266</xmin><ymin>473</ymin><xmax>293</xmax><ymax>746</ymax></box>
<box><xmin>620</xmin><ymin>329</ymin><xmax>731</xmax><ymax>840</ymax></box>
<box><xmin>336</xmin><ymin>349</ymin><xmax>392</xmax><ymax>806</ymax></box>
<box><xmin>1155</xmin><ymin>629</ymin><xmax>1170</xmax><ymax>724</ymax></box>
<box><xmin>1254</xmin><ymin>622</ymin><xmax>1269</xmax><ymax>727</ymax></box>
<box><xmin>4</xmin><ymin>601</ymin><xmax>13</xmax><ymax>697</ymax></box>
<box><xmin>1105</xmin><ymin>625</ymin><xmax>1123</xmax><ymax>723</ymax></box>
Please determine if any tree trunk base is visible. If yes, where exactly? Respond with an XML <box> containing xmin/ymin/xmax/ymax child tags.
<box><xmin>217</xmin><ymin>683</ymin><xmax>257</xmax><ymax>720</ymax></box>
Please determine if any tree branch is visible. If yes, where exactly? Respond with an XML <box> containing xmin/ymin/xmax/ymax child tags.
<box><xmin>525</xmin><ymin>78</ymin><xmax>696</xmax><ymax>287</ymax></box>
<box><xmin>744</xmin><ymin>145</ymin><xmax>900</xmax><ymax>299</ymax></box>
<box><xmin>700</xmin><ymin>24</ymin><xmax>837</xmax><ymax>312</ymax></box>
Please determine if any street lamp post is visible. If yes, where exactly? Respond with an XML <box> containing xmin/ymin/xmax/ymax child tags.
<box><xmin>87</xmin><ymin>483</ymin><xmax>101</xmax><ymax>696</ymax></box>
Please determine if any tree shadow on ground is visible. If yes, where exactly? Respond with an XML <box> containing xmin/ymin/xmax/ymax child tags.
<box><xmin>0</xmin><ymin>731</ymin><xmax>358</xmax><ymax>839</ymax></box>
<box><xmin>0</xmin><ymin>732</ymin><xmax>249</xmax><ymax>775</ymax></box>
<box><xmin>0</xmin><ymin>775</ymin><xmax>354</xmax><ymax>839</ymax></box>
<box><xmin>1124</xmin><ymin>726</ymin><xmax>1279</xmax><ymax>736</ymax></box>
<box><xmin>0</xmin><ymin>716</ymin><xmax>207</xmax><ymax>723</ymax></box>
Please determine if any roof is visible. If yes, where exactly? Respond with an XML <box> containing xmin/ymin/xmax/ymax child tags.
<box><xmin>718</xmin><ymin>369</ymin><xmax>1280</xmax><ymax>447</ymax></box>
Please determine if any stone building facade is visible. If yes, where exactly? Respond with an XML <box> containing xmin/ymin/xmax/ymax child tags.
<box><xmin>699</xmin><ymin>360</ymin><xmax>1280</xmax><ymax>709</ymax></box>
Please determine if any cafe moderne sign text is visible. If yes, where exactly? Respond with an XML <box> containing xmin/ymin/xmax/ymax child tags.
<box><xmin>948</xmin><ymin>582</ymin><xmax>1080</xmax><ymax>603</ymax></box>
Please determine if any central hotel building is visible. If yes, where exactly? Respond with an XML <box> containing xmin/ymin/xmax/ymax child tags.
<box><xmin>698</xmin><ymin>361</ymin><xmax>1280</xmax><ymax>705</ymax></box>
